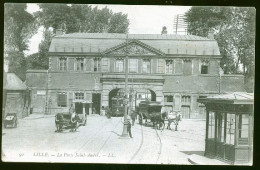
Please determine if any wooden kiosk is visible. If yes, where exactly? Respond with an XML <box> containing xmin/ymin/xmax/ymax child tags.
<box><xmin>198</xmin><ymin>93</ymin><xmax>253</xmax><ymax>165</ymax></box>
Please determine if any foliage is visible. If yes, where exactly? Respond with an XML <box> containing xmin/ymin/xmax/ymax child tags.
<box><xmin>35</xmin><ymin>4</ymin><xmax>129</xmax><ymax>33</ymax></box>
<box><xmin>4</xmin><ymin>3</ymin><xmax>37</xmax><ymax>81</ymax></box>
<box><xmin>185</xmin><ymin>7</ymin><xmax>255</xmax><ymax>92</ymax></box>
<box><xmin>27</xmin><ymin>4</ymin><xmax>130</xmax><ymax>71</ymax></box>
<box><xmin>27</xmin><ymin>29</ymin><xmax>53</xmax><ymax>70</ymax></box>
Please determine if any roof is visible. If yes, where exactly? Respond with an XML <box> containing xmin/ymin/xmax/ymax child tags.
<box><xmin>49</xmin><ymin>33</ymin><xmax>220</xmax><ymax>56</ymax></box>
<box><xmin>198</xmin><ymin>92</ymin><xmax>254</xmax><ymax>105</ymax></box>
<box><xmin>4</xmin><ymin>73</ymin><xmax>27</xmax><ymax>90</ymax></box>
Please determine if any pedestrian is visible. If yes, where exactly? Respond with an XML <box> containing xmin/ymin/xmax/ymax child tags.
<box><xmin>127</xmin><ymin>116</ymin><xmax>133</xmax><ymax>138</ymax></box>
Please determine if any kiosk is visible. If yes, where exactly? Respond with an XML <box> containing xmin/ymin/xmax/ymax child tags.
<box><xmin>198</xmin><ymin>93</ymin><xmax>253</xmax><ymax>165</ymax></box>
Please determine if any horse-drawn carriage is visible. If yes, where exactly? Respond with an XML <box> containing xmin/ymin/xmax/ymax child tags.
<box><xmin>55</xmin><ymin>113</ymin><xmax>82</xmax><ymax>132</ymax></box>
<box><xmin>137</xmin><ymin>101</ymin><xmax>167</xmax><ymax>130</ymax></box>
<box><xmin>55</xmin><ymin>101</ymin><xmax>87</xmax><ymax>132</ymax></box>
<box><xmin>137</xmin><ymin>101</ymin><xmax>182</xmax><ymax>130</ymax></box>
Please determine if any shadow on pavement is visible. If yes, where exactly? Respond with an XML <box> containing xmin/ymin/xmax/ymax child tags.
<box><xmin>111</xmin><ymin>131</ymin><xmax>120</xmax><ymax>136</ymax></box>
<box><xmin>180</xmin><ymin>151</ymin><xmax>204</xmax><ymax>156</ymax></box>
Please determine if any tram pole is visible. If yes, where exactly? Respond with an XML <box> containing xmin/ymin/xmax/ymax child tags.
<box><xmin>121</xmin><ymin>34</ymin><xmax>129</xmax><ymax>137</ymax></box>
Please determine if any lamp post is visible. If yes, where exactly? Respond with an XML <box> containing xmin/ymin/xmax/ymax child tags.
<box><xmin>121</xmin><ymin>34</ymin><xmax>130</xmax><ymax>137</ymax></box>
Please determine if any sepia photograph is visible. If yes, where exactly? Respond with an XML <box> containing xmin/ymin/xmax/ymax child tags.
<box><xmin>2</xmin><ymin>3</ymin><xmax>255</xmax><ymax>165</ymax></box>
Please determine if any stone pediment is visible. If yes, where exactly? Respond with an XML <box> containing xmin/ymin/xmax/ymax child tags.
<box><xmin>103</xmin><ymin>40</ymin><xmax>165</xmax><ymax>56</ymax></box>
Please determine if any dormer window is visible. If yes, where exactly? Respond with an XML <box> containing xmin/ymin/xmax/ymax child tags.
<box><xmin>165</xmin><ymin>60</ymin><xmax>173</xmax><ymax>74</ymax></box>
<box><xmin>201</xmin><ymin>59</ymin><xmax>209</xmax><ymax>74</ymax></box>
<box><xmin>75</xmin><ymin>58</ymin><xmax>84</xmax><ymax>71</ymax></box>
<box><xmin>94</xmin><ymin>58</ymin><xmax>101</xmax><ymax>72</ymax></box>
<box><xmin>201</xmin><ymin>65</ymin><xmax>208</xmax><ymax>74</ymax></box>
<box><xmin>59</xmin><ymin>58</ymin><xmax>67</xmax><ymax>71</ymax></box>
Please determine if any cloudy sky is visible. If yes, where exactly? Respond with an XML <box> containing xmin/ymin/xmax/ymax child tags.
<box><xmin>25</xmin><ymin>4</ymin><xmax>191</xmax><ymax>55</ymax></box>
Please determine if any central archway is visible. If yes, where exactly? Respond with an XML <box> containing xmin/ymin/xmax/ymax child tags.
<box><xmin>108</xmin><ymin>87</ymin><xmax>157</xmax><ymax>111</ymax></box>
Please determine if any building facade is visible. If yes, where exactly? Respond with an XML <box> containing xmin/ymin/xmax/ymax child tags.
<box><xmin>26</xmin><ymin>33</ymin><xmax>245</xmax><ymax>118</ymax></box>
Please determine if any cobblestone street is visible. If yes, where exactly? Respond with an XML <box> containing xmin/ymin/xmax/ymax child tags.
<box><xmin>2</xmin><ymin>114</ymin><xmax>207</xmax><ymax>164</ymax></box>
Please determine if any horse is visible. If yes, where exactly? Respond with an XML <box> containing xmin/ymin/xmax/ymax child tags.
<box><xmin>150</xmin><ymin>112</ymin><xmax>168</xmax><ymax>130</ymax></box>
<box><xmin>166</xmin><ymin>111</ymin><xmax>182</xmax><ymax>131</ymax></box>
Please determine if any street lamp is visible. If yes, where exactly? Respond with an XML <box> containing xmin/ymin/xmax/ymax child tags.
<box><xmin>121</xmin><ymin>34</ymin><xmax>130</xmax><ymax>138</ymax></box>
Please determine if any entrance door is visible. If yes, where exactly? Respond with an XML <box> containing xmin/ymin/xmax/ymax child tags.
<box><xmin>181</xmin><ymin>106</ymin><xmax>190</xmax><ymax>119</ymax></box>
<box><xmin>92</xmin><ymin>93</ymin><xmax>101</xmax><ymax>114</ymax></box>
<box><xmin>75</xmin><ymin>102</ymin><xmax>83</xmax><ymax>114</ymax></box>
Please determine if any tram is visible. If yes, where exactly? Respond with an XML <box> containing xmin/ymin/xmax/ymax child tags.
<box><xmin>111</xmin><ymin>96</ymin><xmax>124</xmax><ymax>116</ymax></box>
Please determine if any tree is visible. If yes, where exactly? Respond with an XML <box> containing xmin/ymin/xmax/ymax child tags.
<box><xmin>27</xmin><ymin>4</ymin><xmax>130</xmax><ymax>70</ymax></box>
<box><xmin>185</xmin><ymin>7</ymin><xmax>255</xmax><ymax>92</ymax></box>
<box><xmin>4</xmin><ymin>3</ymin><xmax>37</xmax><ymax>80</ymax></box>
<box><xmin>27</xmin><ymin>29</ymin><xmax>53</xmax><ymax>70</ymax></box>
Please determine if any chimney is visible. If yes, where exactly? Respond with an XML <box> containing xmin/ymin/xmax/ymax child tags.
<box><xmin>56</xmin><ymin>29</ymin><xmax>63</xmax><ymax>36</ymax></box>
<box><xmin>207</xmin><ymin>29</ymin><xmax>214</xmax><ymax>39</ymax></box>
<box><xmin>161</xmin><ymin>26</ymin><xmax>167</xmax><ymax>34</ymax></box>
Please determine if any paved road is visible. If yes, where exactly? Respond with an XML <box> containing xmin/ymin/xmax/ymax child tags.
<box><xmin>2</xmin><ymin>114</ymin><xmax>206</xmax><ymax>164</ymax></box>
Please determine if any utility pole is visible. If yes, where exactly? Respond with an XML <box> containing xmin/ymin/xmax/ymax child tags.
<box><xmin>121</xmin><ymin>34</ymin><xmax>129</xmax><ymax>138</ymax></box>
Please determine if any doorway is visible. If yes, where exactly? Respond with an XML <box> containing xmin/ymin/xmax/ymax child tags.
<box><xmin>181</xmin><ymin>106</ymin><xmax>190</xmax><ymax>119</ymax></box>
<box><xmin>75</xmin><ymin>102</ymin><xmax>83</xmax><ymax>114</ymax></box>
<box><xmin>92</xmin><ymin>93</ymin><xmax>101</xmax><ymax>114</ymax></box>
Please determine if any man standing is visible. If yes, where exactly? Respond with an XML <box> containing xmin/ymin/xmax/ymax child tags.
<box><xmin>127</xmin><ymin>116</ymin><xmax>133</xmax><ymax>138</ymax></box>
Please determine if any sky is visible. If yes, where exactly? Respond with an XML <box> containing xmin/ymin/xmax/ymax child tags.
<box><xmin>25</xmin><ymin>4</ymin><xmax>191</xmax><ymax>55</ymax></box>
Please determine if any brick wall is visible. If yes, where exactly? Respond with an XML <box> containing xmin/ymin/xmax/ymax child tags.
<box><xmin>26</xmin><ymin>70</ymin><xmax>47</xmax><ymax>88</ymax></box>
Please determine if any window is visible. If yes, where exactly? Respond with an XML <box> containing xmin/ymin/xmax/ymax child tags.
<box><xmin>94</xmin><ymin>58</ymin><xmax>101</xmax><ymax>72</ymax></box>
<box><xmin>201</xmin><ymin>60</ymin><xmax>209</xmax><ymax>74</ymax></box>
<box><xmin>75</xmin><ymin>58</ymin><xmax>84</xmax><ymax>71</ymax></box>
<box><xmin>238</xmin><ymin>114</ymin><xmax>249</xmax><ymax>145</ymax></box>
<box><xmin>102</xmin><ymin>58</ymin><xmax>110</xmax><ymax>72</ymax></box>
<box><xmin>75</xmin><ymin>92</ymin><xmax>84</xmax><ymax>100</ymax></box>
<box><xmin>158</xmin><ymin>59</ymin><xmax>165</xmax><ymax>73</ymax></box>
<box><xmin>183</xmin><ymin>59</ymin><xmax>192</xmax><ymax>75</ymax></box>
<box><xmin>226</xmin><ymin>113</ymin><xmax>235</xmax><ymax>145</ymax></box>
<box><xmin>216</xmin><ymin>113</ymin><xmax>225</xmax><ymax>142</ymax></box>
<box><xmin>142</xmin><ymin>59</ymin><xmax>151</xmax><ymax>73</ymax></box>
<box><xmin>57</xmin><ymin>92</ymin><xmax>67</xmax><ymax>107</ymax></box>
<box><xmin>201</xmin><ymin>65</ymin><xmax>208</xmax><ymax>74</ymax></box>
<box><xmin>208</xmin><ymin>111</ymin><xmax>215</xmax><ymax>139</ymax></box>
<box><xmin>165</xmin><ymin>60</ymin><xmax>173</xmax><ymax>74</ymax></box>
<box><xmin>164</xmin><ymin>95</ymin><xmax>173</xmax><ymax>102</ymax></box>
<box><xmin>129</xmin><ymin>59</ymin><xmax>138</xmax><ymax>73</ymax></box>
<box><xmin>115</xmin><ymin>59</ymin><xmax>124</xmax><ymax>72</ymax></box>
<box><xmin>181</xmin><ymin>95</ymin><xmax>191</xmax><ymax>105</ymax></box>
<box><xmin>59</xmin><ymin>58</ymin><xmax>67</xmax><ymax>71</ymax></box>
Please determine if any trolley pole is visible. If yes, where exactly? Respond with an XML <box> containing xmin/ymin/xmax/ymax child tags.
<box><xmin>121</xmin><ymin>34</ymin><xmax>129</xmax><ymax>138</ymax></box>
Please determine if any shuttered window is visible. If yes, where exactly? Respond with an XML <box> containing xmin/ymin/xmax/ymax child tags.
<box><xmin>129</xmin><ymin>59</ymin><xmax>138</xmax><ymax>73</ymax></box>
<box><xmin>102</xmin><ymin>58</ymin><xmax>110</xmax><ymax>72</ymax></box>
<box><xmin>142</xmin><ymin>59</ymin><xmax>151</xmax><ymax>73</ymax></box>
<box><xmin>157</xmin><ymin>59</ymin><xmax>165</xmax><ymax>73</ymax></box>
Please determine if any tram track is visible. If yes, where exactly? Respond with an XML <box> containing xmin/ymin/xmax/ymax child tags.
<box><xmin>75</xmin><ymin>117</ymin><xmax>121</xmax><ymax>153</ymax></box>
<box><xmin>154</xmin><ymin>128</ymin><xmax>162</xmax><ymax>164</ymax></box>
<box><xmin>128</xmin><ymin>123</ymin><xmax>163</xmax><ymax>164</ymax></box>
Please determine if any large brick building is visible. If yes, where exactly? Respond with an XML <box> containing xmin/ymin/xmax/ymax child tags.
<box><xmin>26</xmin><ymin>32</ymin><xmax>245</xmax><ymax>118</ymax></box>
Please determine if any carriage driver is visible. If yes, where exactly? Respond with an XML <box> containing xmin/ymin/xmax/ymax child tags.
<box><xmin>69</xmin><ymin>104</ymin><xmax>75</xmax><ymax>114</ymax></box>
